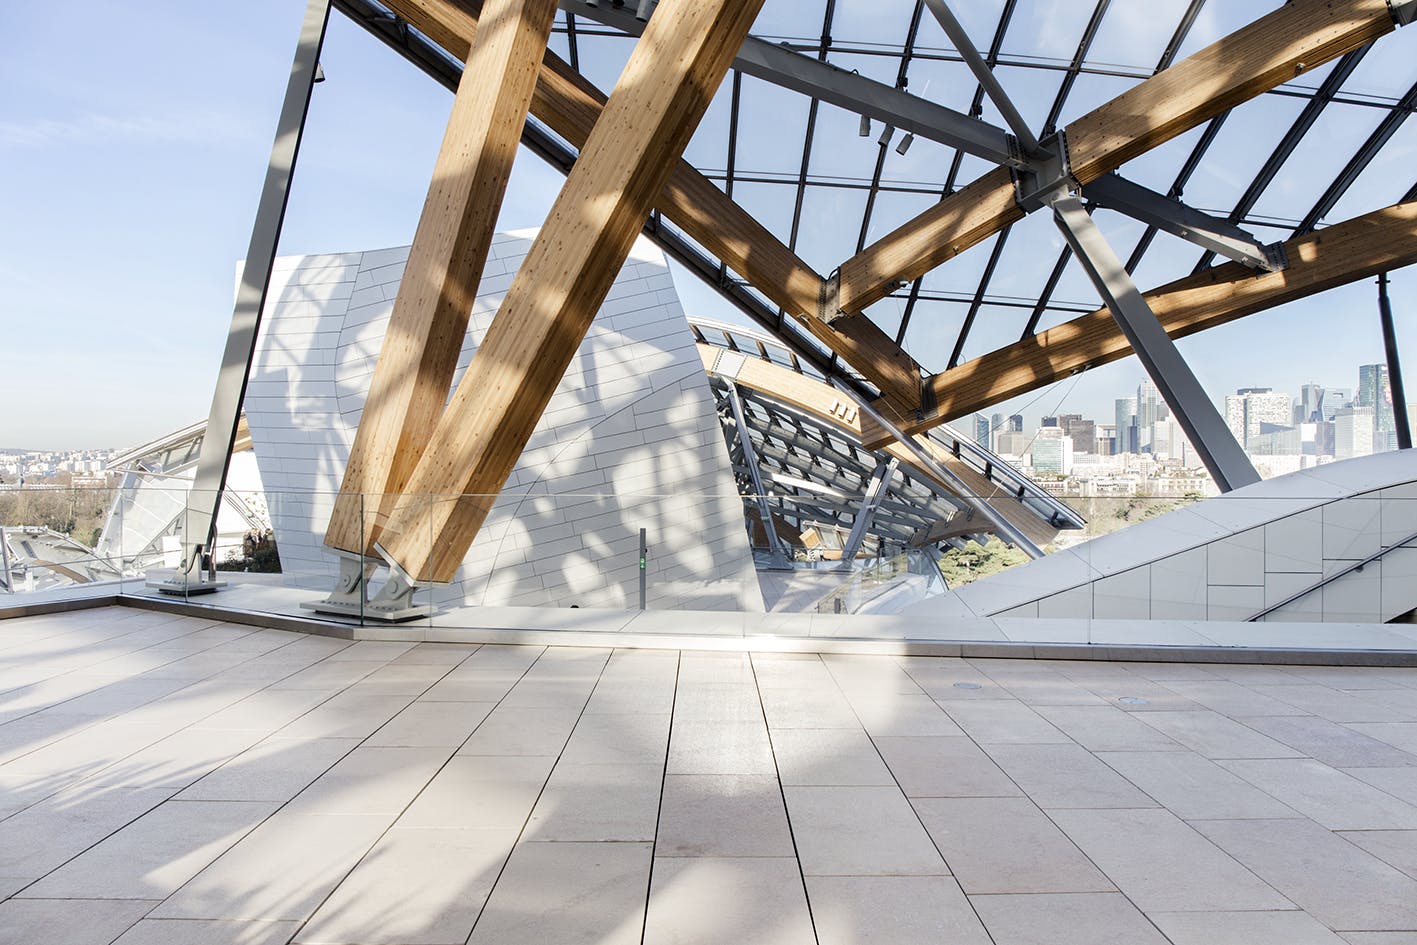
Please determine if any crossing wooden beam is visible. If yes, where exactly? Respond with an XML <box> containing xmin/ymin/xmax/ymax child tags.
<box><xmin>834</xmin><ymin>0</ymin><xmax>1400</xmax><ymax>317</ymax></box>
<box><xmin>380</xmin><ymin>0</ymin><xmax>925</xmax><ymax>408</ymax></box>
<box><xmin>324</xmin><ymin>0</ymin><xmax>558</xmax><ymax>558</ymax></box>
<box><xmin>866</xmin><ymin>201</ymin><xmax>1417</xmax><ymax>445</ymax></box>
<box><xmin>375</xmin><ymin>0</ymin><xmax>764</xmax><ymax>583</ymax></box>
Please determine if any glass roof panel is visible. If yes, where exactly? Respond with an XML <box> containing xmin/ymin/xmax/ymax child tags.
<box><xmin>1174</xmin><ymin>92</ymin><xmax>1309</xmax><ymax>217</ymax></box>
<box><xmin>1323</xmin><ymin>119</ymin><xmax>1417</xmax><ymax>227</ymax></box>
<box><xmin>831</xmin><ymin>0</ymin><xmax>929</xmax><ymax>50</ymax></box>
<box><xmin>900</xmin><ymin>299</ymin><xmax>969</xmax><ymax>374</ymax></box>
<box><xmin>999</xmin><ymin>0</ymin><xmax>1094</xmax><ymax>64</ymax></box>
<box><xmin>730</xmin><ymin>75</ymin><xmax>815</xmax><ymax>178</ymax></box>
<box><xmin>1172</xmin><ymin>3</ymin><xmax>1258</xmax><ymax>62</ymax></box>
<box><xmin>1250</xmin><ymin>102</ymin><xmax>1392</xmax><ymax>226</ymax></box>
<box><xmin>1085</xmin><ymin>0</ymin><xmax>1194</xmax><ymax>71</ymax></box>
<box><xmin>791</xmin><ymin>184</ymin><xmax>872</xmax><ymax>273</ymax></box>
<box><xmin>1331</xmin><ymin>32</ymin><xmax>1417</xmax><ymax>101</ymax></box>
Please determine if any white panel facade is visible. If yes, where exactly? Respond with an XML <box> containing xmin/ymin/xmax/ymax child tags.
<box><xmin>243</xmin><ymin>234</ymin><xmax>763</xmax><ymax>612</ymax></box>
<box><xmin>906</xmin><ymin>452</ymin><xmax>1417</xmax><ymax>624</ymax></box>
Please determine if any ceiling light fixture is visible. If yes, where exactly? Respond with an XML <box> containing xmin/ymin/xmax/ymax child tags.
<box><xmin>859</xmin><ymin>115</ymin><xmax>871</xmax><ymax>137</ymax></box>
<box><xmin>896</xmin><ymin>132</ymin><xmax>914</xmax><ymax>155</ymax></box>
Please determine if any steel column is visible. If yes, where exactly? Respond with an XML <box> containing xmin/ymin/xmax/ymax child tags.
<box><xmin>1050</xmin><ymin>195</ymin><xmax>1260</xmax><ymax>492</ymax></box>
<box><xmin>172</xmin><ymin>0</ymin><xmax>330</xmax><ymax>585</ymax></box>
<box><xmin>1379</xmin><ymin>272</ymin><xmax>1412</xmax><ymax>450</ymax></box>
<box><xmin>726</xmin><ymin>384</ymin><xmax>794</xmax><ymax>567</ymax></box>
<box><xmin>838</xmin><ymin>458</ymin><xmax>899</xmax><ymax>565</ymax></box>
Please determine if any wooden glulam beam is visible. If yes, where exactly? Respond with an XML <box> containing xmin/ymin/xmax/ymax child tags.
<box><xmin>380</xmin><ymin>0</ymin><xmax>925</xmax><ymax>409</ymax></box>
<box><xmin>375</xmin><ymin>0</ymin><xmax>763</xmax><ymax>584</ymax></box>
<box><xmin>865</xmin><ymin>201</ymin><xmax>1417</xmax><ymax>446</ymax></box>
<box><xmin>325</xmin><ymin>0</ymin><xmax>558</xmax><ymax>558</ymax></box>
<box><xmin>835</xmin><ymin>0</ymin><xmax>1399</xmax><ymax>317</ymax></box>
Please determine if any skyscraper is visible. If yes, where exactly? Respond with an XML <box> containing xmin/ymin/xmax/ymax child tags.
<box><xmin>1225</xmin><ymin>387</ymin><xmax>1293</xmax><ymax>451</ymax></box>
<box><xmin>973</xmin><ymin>414</ymin><xmax>991</xmax><ymax>447</ymax></box>
<box><xmin>1030</xmin><ymin>427</ymin><xmax>1073</xmax><ymax>475</ymax></box>
<box><xmin>1299</xmin><ymin>383</ymin><xmax>1325</xmax><ymax>424</ymax></box>
<box><xmin>1115</xmin><ymin>396</ymin><xmax>1137</xmax><ymax>454</ymax></box>
<box><xmin>1136</xmin><ymin>380</ymin><xmax>1168</xmax><ymax>452</ymax></box>
<box><xmin>1358</xmin><ymin>364</ymin><xmax>1395</xmax><ymax>451</ymax></box>
<box><xmin>1057</xmin><ymin>414</ymin><xmax>1095</xmax><ymax>453</ymax></box>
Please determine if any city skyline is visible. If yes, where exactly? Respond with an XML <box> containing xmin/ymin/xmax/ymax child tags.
<box><xmin>975</xmin><ymin>359</ymin><xmax>1403</xmax><ymax>466</ymax></box>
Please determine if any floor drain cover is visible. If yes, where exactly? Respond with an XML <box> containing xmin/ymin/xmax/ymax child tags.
<box><xmin>1118</xmin><ymin>696</ymin><xmax>1149</xmax><ymax>705</ymax></box>
<box><xmin>953</xmin><ymin>682</ymin><xmax>982</xmax><ymax>690</ymax></box>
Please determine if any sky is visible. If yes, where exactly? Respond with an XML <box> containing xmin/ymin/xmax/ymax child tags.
<box><xmin>3</xmin><ymin>0</ymin><xmax>1414</xmax><ymax>450</ymax></box>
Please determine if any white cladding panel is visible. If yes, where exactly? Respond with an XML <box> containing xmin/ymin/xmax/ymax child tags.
<box><xmin>243</xmin><ymin>235</ymin><xmax>763</xmax><ymax>612</ymax></box>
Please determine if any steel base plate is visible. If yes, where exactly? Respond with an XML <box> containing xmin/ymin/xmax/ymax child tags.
<box><xmin>300</xmin><ymin>598</ymin><xmax>432</xmax><ymax>623</ymax></box>
<box><xmin>147</xmin><ymin>578</ymin><xmax>227</xmax><ymax>596</ymax></box>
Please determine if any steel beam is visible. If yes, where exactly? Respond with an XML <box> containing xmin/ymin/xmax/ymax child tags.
<box><xmin>1393</xmin><ymin>0</ymin><xmax>1417</xmax><ymax>26</ymax></box>
<box><xmin>921</xmin><ymin>0</ymin><xmax>1039</xmax><ymax>154</ymax></box>
<box><xmin>1379</xmin><ymin>272</ymin><xmax>1412</xmax><ymax>450</ymax></box>
<box><xmin>1050</xmin><ymin>195</ymin><xmax>1260</xmax><ymax>492</ymax></box>
<box><xmin>559</xmin><ymin>0</ymin><xmax>1021</xmax><ymax>168</ymax></box>
<box><xmin>837</xmin><ymin>458</ymin><xmax>899</xmax><ymax>564</ymax></box>
<box><xmin>168</xmin><ymin>0</ymin><xmax>330</xmax><ymax>589</ymax></box>
<box><xmin>1084</xmin><ymin>173</ymin><xmax>1287</xmax><ymax>271</ymax></box>
<box><xmin>726</xmin><ymin>384</ymin><xmax>794</xmax><ymax>567</ymax></box>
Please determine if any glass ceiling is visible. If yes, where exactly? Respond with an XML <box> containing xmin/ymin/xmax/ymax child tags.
<box><xmin>345</xmin><ymin>0</ymin><xmax>1417</xmax><ymax>388</ymax></box>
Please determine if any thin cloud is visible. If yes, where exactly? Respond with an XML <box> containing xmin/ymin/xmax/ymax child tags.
<box><xmin>0</xmin><ymin>109</ymin><xmax>247</xmax><ymax>150</ymax></box>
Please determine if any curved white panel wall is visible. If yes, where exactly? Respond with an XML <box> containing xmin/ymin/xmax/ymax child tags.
<box><xmin>242</xmin><ymin>234</ymin><xmax>763</xmax><ymax>612</ymax></box>
<box><xmin>904</xmin><ymin>451</ymin><xmax>1417</xmax><ymax>623</ymax></box>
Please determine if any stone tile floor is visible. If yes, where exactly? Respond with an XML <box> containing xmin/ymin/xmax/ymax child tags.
<box><xmin>2</xmin><ymin>607</ymin><xmax>1417</xmax><ymax>944</ymax></box>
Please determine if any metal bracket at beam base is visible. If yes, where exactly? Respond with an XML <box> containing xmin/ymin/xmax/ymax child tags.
<box><xmin>147</xmin><ymin>555</ymin><xmax>227</xmax><ymax>596</ymax></box>
<box><xmin>1083</xmin><ymin>173</ymin><xmax>1288</xmax><ymax>272</ymax></box>
<box><xmin>1391</xmin><ymin>0</ymin><xmax>1417</xmax><ymax>27</ymax></box>
<box><xmin>1012</xmin><ymin>132</ymin><xmax>1075</xmax><ymax>212</ymax></box>
<box><xmin>302</xmin><ymin>550</ymin><xmax>432</xmax><ymax>623</ymax></box>
<box><xmin>1050</xmin><ymin>195</ymin><xmax>1261</xmax><ymax>493</ymax></box>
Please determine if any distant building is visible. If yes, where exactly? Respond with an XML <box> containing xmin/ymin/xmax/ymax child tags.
<box><xmin>995</xmin><ymin>430</ymin><xmax>1029</xmax><ymax>457</ymax></box>
<box><xmin>1298</xmin><ymin>383</ymin><xmax>1326</xmax><ymax>424</ymax></box>
<box><xmin>1335</xmin><ymin>406</ymin><xmax>1376</xmax><ymax>459</ymax></box>
<box><xmin>1136</xmin><ymin>380</ymin><xmax>1168</xmax><ymax>451</ymax></box>
<box><xmin>1115</xmin><ymin>396</ymin><xmax>1137</xmax><ymax>454</ymax></box>
<box><xmin>973</xmin><ymin>414</ymin><xmax>991</xmax><ymax>447</ymax></box>
<box><xmin>1055</xmin><ymin>414</ymin><xmax>1095</xmax><ymax>454</ymax></box>
<box><xmin>1225</xmin><ymin>387</ymin><xmax>1293</xmax><ymax>450</ymax></box>
<box><xmin>1096</xmin><ymin>422</ymin><xmax>1117</xmax><ymax>457</ymax></box>
<box><xmin>1031</xmin><ymin>427</ymin><xmax>1074</xmax><ymax>475</ymax></box>
<box><xmin>1358</xmin><ymin>364</ymin><xmax>1395</xmax><ymax>452</ymax></box>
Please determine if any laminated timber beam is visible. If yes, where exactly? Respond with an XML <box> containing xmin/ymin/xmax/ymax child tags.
<box><xmin>834</xmin><ymin>0</ymin><xmax>1402</xmax><ymax>318</ymax></box>
<box><xmin>375</xmin><ymin>0</ymin><xmax>764</xmax><ymax>584</ymax></box>
<box><xmin>867</xmin><ymin>201</ymin><xmax>1417</xmax><ymax>445</ymax></box>
<box><xmin>324</xmin><ymin>0</ymin><xmax>558</xmax><ymax>559</ymax></box>
<box><xmin>379</xmin><ymin>0</ymin><xmax>924</xmax><ymax>409</ymax></box>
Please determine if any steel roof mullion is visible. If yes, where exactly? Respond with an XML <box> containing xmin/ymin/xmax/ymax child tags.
<box><xmin>1296</xmin><ymin>76</ymin><xmax>1417</xmax><ymax>235</ymax></box>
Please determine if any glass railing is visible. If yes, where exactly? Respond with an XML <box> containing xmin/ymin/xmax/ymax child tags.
<box><xmin>4</xmin><ymin>485</ymin><xmax>1416</xmax><ymax>649</ymax></box>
